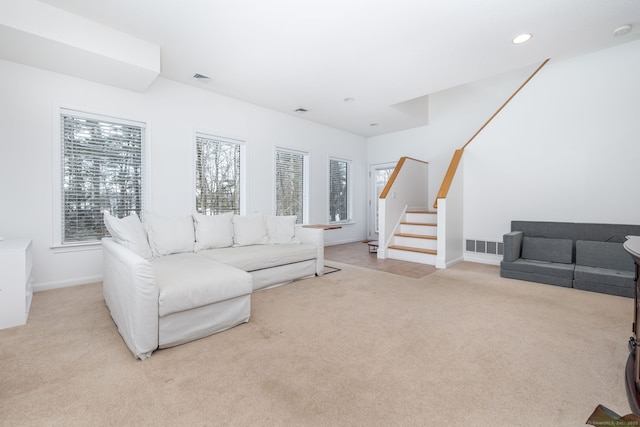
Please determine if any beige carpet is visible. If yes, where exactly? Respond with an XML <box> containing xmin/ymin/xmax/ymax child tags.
<box><xmin>0</xmin><ymin>262</ymin><xmax>634</xmax><ymax>426</ymax></box>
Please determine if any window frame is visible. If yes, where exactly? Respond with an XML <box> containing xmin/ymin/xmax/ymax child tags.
<box><xmin>52</xmin><ymin>107</ymin><xmax>148</xmax><ymax>251</ymax></box>
<box><xmin>193</xmin><ymin>132</ymin><xmax>246</xmax><ymax>216</ymax></box>
<box><xmin>274</xmin><ymin>147</ymin><xmax>309</xmax><ymax>224</ymax></box>
<box><xmin>328</xmin><ymin>156</ymin><xmax>353</xmax><ymax>224</ymax></box>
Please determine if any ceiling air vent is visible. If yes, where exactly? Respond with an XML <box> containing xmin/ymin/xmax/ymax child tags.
<box><xmin>192</xmin><ymin>73</ymin><xmax>212</xmax><ymax>82</ymax></box>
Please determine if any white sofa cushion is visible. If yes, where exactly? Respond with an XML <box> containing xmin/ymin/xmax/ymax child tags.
<box><xmin>232</xmin><ymin>214</ymin><xmax>269</xmax><ymax>246</ymax></box>
<box><xmin>199</xmin><ymin>243</ymin><xmax>317</xmax><ymax>272</ymax></box>
<box><xmin>146</xmin><ymin>212</ymin><xmax>195</xmax><ymax>257</ymax></box>
<box><xmin>193</xmin><ymin>212</ymin><xmax>234</xmax><ymax>251</ymax></box>
<box><xmin>103</xmin><ymin>211</ymin><xmax>153</xmax><ymax>260</ymax></box>
<box><xmin>266</xmin><ymin>215</ymin><xmax>299</xmax><ymax>244</ymax></box>
<box><xmin>151</xmin><ymin>253</ymin><xmax>252</xmax><ymax>317</ymax></box>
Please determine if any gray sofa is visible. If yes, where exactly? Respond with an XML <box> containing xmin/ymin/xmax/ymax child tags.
<box><xmin>500</xmin><ymin>221</ymin><xmax>640</xmax><ymax>297</ymax></box>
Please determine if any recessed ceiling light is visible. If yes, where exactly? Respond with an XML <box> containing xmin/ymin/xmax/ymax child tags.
<box><xmin>294</xmin><ymin>107</ymin><xmax>308</xmax><ymax>113</ymax></box>
<box><xmin>512</xmin><ymin>33</ymin><xmax>532</xmax><ymax>44</ymax></box>
<box><xmin>370</xmin><ymin>123</ymin><xmax>379</xmax><ymax>127</ymax></box>
<box><xmin>613</xmin><ymin>24</ymin><xmax>632</xmax><ymax>37</ymax></box>
<box><xmin>344</xmin><ymin>97</ymin><xmax>355</xmax><ymax>103</ymax></box>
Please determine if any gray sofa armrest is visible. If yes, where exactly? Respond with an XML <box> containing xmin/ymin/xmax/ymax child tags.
<box><xmin>503</xmin><ymin>231</ymin><xmax>523</xmax><ymax>262</ymax></box>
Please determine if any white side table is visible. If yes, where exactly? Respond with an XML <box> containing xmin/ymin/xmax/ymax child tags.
<box><xmin>0</xmin><ymin>239</ymin><xmax>33</xmax><ymax>329</ymax></box>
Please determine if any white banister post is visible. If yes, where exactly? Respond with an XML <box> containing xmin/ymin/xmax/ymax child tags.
<box><xmin>435</xmin><ymin>198</ymin><xmax>447</xmax><ymax>269</ymax></box>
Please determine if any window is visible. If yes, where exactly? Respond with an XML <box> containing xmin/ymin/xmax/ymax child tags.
<box><xmin>374</xmin><ymin>165</ymin><xmax>395</xmax><ymax>233</ymax></box>
<box><xmin>195</xmin><ymin>134</ymin><xmax>242</xmax><ymax>215</ymax></box>
<box><xmin>275</xmin><ymin>148</ymin><xmax>308</xmax><ymax>224</ymax></box>
<box><xmin>59</xmin><ymin>110</ymin><xmax>145</xmax><ymax>244</ymax></box>
<box><xmin>329</xmin><ymin>158</ymin><xmax>351</xmax><ymax>223</ymax></box>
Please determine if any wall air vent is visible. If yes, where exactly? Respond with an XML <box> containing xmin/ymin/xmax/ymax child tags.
<box><xmin>466</xmin><ymin>239</ymin><xmax>503</xmax><ymax>255</ymax></box>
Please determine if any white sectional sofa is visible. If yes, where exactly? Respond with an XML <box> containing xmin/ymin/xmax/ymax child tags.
<box><xmin>102</xmin><ymin>211</ymin><xmax>324</xmax><ymax>360</ymax></box>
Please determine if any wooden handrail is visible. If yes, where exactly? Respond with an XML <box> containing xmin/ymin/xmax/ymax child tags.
<box><xmin>379</xmin><ymin>157</ymin><xmax>429</xmax><ymax>199</ymax></box>
<box><xmin>433</xmin><ymin>58</ymin><xmax>550</xmax><ymax>208</ymax></box>
<box><xmin>461</xmin><ymin>58</ymin><xmax>550</xmax><ymax>150</ymax></box>
<box><xmin>433</xmin><ymin>149</ymin><xmax>463</xmax><ymax>209</ymax></box>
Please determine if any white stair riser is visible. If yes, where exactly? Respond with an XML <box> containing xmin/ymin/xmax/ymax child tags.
<box><xmin>400</xmin><ymin>224</ymin><xmax>437</xmax><ymax>235</ymax></box>
<box><xmin>388</xmin><ymin>248</ymin><xmax>437</xmax><ymax>265</ymax></box>
<box><xmin>393</xmin><ymin>236</ymin><xmax>437</xmax><ymax>250</ymax></box>
<box><xmin>405</xmin><ymin>213</ymin><xmax>437</xmax><ymax>223</ymax></box>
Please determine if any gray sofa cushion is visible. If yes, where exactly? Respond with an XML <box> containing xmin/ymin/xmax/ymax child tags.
<box><xmin>574</xmin><ymin>223</ymin><xmax>640</xmax><ymax>243</ymax></box>
<box><xmin>511</xmin><ymin>221</ymin><xmax>576</xmax><ymax>241</ymax></box>
<box><xmin>500</xmin><ymin>259</ymin><xmax>575</xmax><ymax>279</ymax></box>
<box><xmin>521</xmin><ymin>237</ymin><xmax>573</xmax><ymax>264</ymax></box>
<box><xmin>500</xmin><ymin>267</ymin><xmax>574</xmax><ymax>288</ymax></box>
<box><xmin>574</xmin><ymin>265</ymin><xmax>634</xmax><ymax>287</ymax></box>
<box><xmin>573</xmin><ymin>278</ymin><xmax>634</xmax><ymax>298</ymax></box>
<box><xmin>575</xmin><ymin>240</ymin><xmax>634</xmax><ymax>271</ymax></box>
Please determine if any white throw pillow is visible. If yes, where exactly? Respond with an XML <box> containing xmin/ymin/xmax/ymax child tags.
<box><xmin>192</xmin><ymin>212</ymin><xmax>234</xmax><ymax>251</ymax></box>
<box><xmin>145</xmin><ymin>212</ymin><xmax>195</xmax><ymax>257</ymax></box>
<box><xmin>266</xmin><ymin>215</ymin><xmax>299</xmax><ymax>244</ymax></box>
<box><xmin>232</xmin><ymin>214</ymin><xmax>269</xmax><ymax>246</ymax></box>
<box><xmin>103</xmin><ymin>211</ymin><xmax>153</xmax><ymax>260</ymax></box>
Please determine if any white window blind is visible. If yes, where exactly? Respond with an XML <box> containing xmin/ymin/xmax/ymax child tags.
<box><xmin>275</xmin><ymin>148</ymin><xmax>307</xmax><ymax>224</ymax></box>
<box><xmin>61</xmin><ymin>112</ymin><xmax>144</xmax><ymax>244</ymax></box>
<box><xmin>329</xmin><ymin>158</ymin><xmax>350</xmax><ymax>223</ymax></box>
<box><xmin>195</xmin><ymin>134</ymin><xmax>241</xmax><ymax>215</ymax></box>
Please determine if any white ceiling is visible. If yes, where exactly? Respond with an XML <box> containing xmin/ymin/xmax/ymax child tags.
<box><xmin>34</xmin><ymin>0</ymin><xmax>640</xmax><ymax>136</ymax></box>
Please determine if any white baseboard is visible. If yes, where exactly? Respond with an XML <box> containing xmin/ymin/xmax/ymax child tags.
<box><xmin>463</xmin><ymin>252</ymin><xmax>502</xmax><ymax>266</ymax></box>
<box><xmin>33</xmin><ymin>275</ymin><xmax>103</xmax><ymax>292</ymax></box>
<box><xmin>436</xmin><ymin>256</ymin><xmax>464</xmax><ymax>269</ymax></box>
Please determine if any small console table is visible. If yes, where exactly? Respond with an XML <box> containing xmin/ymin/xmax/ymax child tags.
<box><xmin>302</xmin><ymin>224</ymin><xmax>343</xmax><ymax>230</ymax></box>
<box><xmin>623</xmin><ymin>236</ymin><xmax>640</xmax><ymax>414</ymax></box>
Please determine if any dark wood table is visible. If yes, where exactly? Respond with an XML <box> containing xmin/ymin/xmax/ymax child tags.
<box><xmin>623</xmin><ymin>236</ymin><xmax>640</xmax><ymax>414</ymax></box>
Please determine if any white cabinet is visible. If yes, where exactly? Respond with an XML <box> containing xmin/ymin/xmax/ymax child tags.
<box><xmin>0</xmin><ymin>239</ymin><xmax>33</xmax><ymax>329</ymax></box>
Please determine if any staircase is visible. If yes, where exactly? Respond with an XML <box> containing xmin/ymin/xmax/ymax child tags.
<box><xmin>387</xmin><ymin>210</ymin><xmax>437</xmax><ymax>265</ymax></box>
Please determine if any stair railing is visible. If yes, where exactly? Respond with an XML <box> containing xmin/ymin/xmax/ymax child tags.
<box><xmin>433</xmin><ymin>58</ymin><xmax>550</xmax><ymax>209</ymax></box>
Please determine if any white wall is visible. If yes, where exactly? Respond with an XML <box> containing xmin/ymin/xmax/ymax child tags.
<box><xmin>4</xmin><ymin>39</ymin><xmax>637</xmax><ymax>288</ymax></box>
<box><xmin>369</xmin><ymin>40</ymin><xmax>640</xmax><ymax>265</ymax></box>
<box><xmin>367</xmin><ymin>63</ymin><xmax>540</xmax><ymax>208</ymax></box>
<box><xmin>0</xmin><ymin>59</ymin><xmax>367</xmax><ymax>290</ymax></box>
<box><xmin>464</xmin><ymin>40</ymin><xmax>640</xmax><ymax>246</ymax></box>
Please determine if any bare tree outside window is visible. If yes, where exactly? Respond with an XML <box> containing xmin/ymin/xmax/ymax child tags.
<box><xmin>275</xmin><ymin>149</ymin><xmax>306</xmax><ymax>224</ymax></box>
<box><xmin>195</xmin><ymin>135</ymin><xmax>241</xmax><ymax>215</ymax></box>
<box><xmin>61</xmin><ymin>113</ymin><xmax>144</xmax><ymax>243</ymax></box>
<box><xmin>329</xmin><ymin>158</ymin><xmax>350</xmax><ymax>223</ymax></box>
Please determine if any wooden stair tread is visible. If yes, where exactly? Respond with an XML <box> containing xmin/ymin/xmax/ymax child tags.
<box><xmin>401</xmin><ymin>222</ymin><xmax>437</xmax><ymax>226</ymax></box>
<box><xmin>394</xmin><ymin>233</ymin><xmax>436</xmax><ymax>240</ymax></box>
<box><xmin>406</xmin><ymin>210</ymin><xmax>437</xmax><ymax>214</ymax></box>
<box><xmin>388</xmin><ymin>245</ymin><xmax>437</xmax><ymax>255</ymax></box>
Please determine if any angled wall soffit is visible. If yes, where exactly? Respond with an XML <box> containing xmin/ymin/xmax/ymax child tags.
<box><xmin>0</xmin><ymin>0</ymin><xmax>160</xmax><ymax>92</ymax></box>
<box><xmin>390</xmin><ymin>94</ymin><xmax>430</xmax><ymax>126</ymax></box>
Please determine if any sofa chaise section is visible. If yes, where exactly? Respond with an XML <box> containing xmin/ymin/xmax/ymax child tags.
<box><xmin>151</xmin><ymin>253</ymin><xmax>252</xmax><ymax>348</ymax></box>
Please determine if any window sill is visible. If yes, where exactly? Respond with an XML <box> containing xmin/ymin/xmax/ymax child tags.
<box><xmin>329</xmin><ymin>221</ymin><xmax>355</xmax><ymax>226</ymax></box>
<box><xmin>50</xmin><ymin>241</ymin><xmax>102</xmax><ymax>254</ymax></box>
